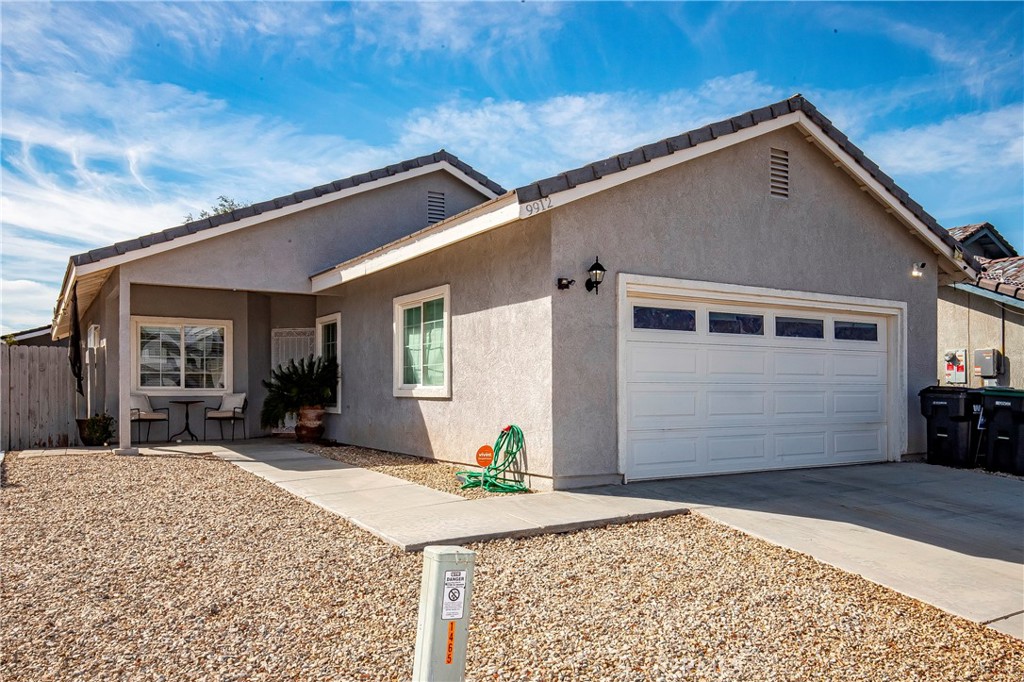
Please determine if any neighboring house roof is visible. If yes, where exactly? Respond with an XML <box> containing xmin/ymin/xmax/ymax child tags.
<box><xmin>52</xmin><ymin>150</ymin><xmax>505</xmax><ymax>338</ymax></box>
<box><xmin>975</xmin><ymin>256</ymin><xmax>1024</xmax><ymax>301</ymax></box>
<box><xmin>314</xmin><ymin>95</ymin><xmax>979</xmax><ymax>290</ymax></box>
<box><xmin>947</xmin><ymin>222</ymin><xmax>1018</xmax><ymax>259</ymax></box>
<box><xmin>4</xmin><ymin>324</ymin><xmax>53</xmax><ymax>343</ymax></box>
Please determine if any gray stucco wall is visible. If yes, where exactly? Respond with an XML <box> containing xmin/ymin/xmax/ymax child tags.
<box><xmin>123</xmin><ymin>171</ymin><xmax>489</xmax><ymax>293</ymax></box>
<box><xmin>937</xmin><ymin>287</ymin><xmax>1024</xmax><ymax>388</ymax></box>
<box><xmin>549</xmin><ymin>126</ymin><xmax>939</xmax><ymax>482</ymax></box>
<box><xmin>317</xmin><ymin>214</ymin><xmax>556</xmax><ymax>487</ymax></box>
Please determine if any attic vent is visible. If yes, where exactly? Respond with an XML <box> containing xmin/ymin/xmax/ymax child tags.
<box><xmin>427</xmin><ymin>191</ymin><xmax>446</xmax><ymax>224</ymax></box>
<box><xmin>769</xmin><ymin>148</ymin><xmax>790</xmax><ymax>199</ymax></box>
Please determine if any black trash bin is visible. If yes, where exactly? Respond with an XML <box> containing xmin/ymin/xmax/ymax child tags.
<box><xmin>979</xmin><ymin>388</ymin><xmax>1024</xmax><ymax>475</ymax></box>
<box><xmin>919</xmin><ymin>386</ymin><xmax>982</xmax><ymax>467</ymax></box>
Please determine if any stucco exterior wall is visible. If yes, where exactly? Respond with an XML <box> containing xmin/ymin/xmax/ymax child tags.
<box><xmin>317</xmin><ymin>214</ymin><xmax>556</xmax><ymax>487</ymax></box>
<box><xmin>937</xmin><ymin>287</ymin><xmax>1024</xmax><ymax>388</ymax></box>
<box><xmin>122</xmin><ymin>171</ymin><xmax>489</xmax><ymax>293</ymax></box>
<box><xmin>549</xmin><ymin>126</ymin><xmax>939</xmax><ymax>483</ymax></box>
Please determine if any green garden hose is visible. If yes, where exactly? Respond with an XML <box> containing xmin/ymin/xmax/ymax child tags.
<box><xmin>458</xmin><ymin>424</ymin><xmax>529</xmax><ymax>493</ymax></box>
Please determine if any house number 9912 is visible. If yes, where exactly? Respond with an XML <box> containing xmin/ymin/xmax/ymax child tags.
<box><xmin>523</xmin><ymin>197</ymin><xmax>553</xmax><ymax>215</ymax></box>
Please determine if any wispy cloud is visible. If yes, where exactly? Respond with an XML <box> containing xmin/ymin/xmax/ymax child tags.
<box><xmin>349</xmin><ymin>2</ymin><xmax>563</xmax><ymax>63</ymax></box>
<box><xmin>399</xmin><ymin>72</ymin><xmax>784</xmax><ymax>184</ymax></box>
<box><xmin>861</xmin><ymin>105</ymin><xmax>1024</xmax><ymax>176</ymax></box>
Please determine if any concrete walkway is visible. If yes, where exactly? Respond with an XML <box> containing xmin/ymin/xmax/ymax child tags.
<box><xmin>614</xmin><ymin>464</ymin><xmax>1024</xmax><ymax>640</ymax></box>
<box><xmin>198</xmin><ymin>440</ymin><xmax>689</xmax><ymax>551</ymax></box>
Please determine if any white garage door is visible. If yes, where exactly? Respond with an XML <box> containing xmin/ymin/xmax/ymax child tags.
<box><xmin>622</xmin><ymin>283</ymin><xmax>892</xmax><ymax>480</ymax></box>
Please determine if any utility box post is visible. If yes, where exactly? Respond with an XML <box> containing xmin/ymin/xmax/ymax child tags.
<box><xmin>412</xmin><ymin>546</ymin><xmax>475</xmax><ymax>682</ymax></box>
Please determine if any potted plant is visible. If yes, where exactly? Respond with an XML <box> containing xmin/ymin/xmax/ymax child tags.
<box><xmin>260</xmin><ymin>354</ymin><xmax>339</xmax><ymax>443</ymax></box>
<box><xmin>76</xmin><ymin>412</ymin><xmax>115</xmax><ymax>447</ymax></box>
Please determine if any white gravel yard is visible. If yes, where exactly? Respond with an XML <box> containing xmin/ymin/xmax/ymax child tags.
<box><xmin>2</xmin><ymin>450</ymin><xmax>1021</xmax><ymax>681</ymax></box>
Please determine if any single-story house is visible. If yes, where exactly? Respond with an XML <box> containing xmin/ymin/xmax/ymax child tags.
<box><xmin>4</xmin><ymin>324</ymin><xmax>66</xmax><ymax>347</ymax></box>
<box><xmin>52</xmin><ymin>95</ymin><xmax>979</xmax><ymax>489</ymax></box>
<box><xmin>938</xmin><ymin>223</ymin><xmax>1023</xmax><ymax>388</ymax></box>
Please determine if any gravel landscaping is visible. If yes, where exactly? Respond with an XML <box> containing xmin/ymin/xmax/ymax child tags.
<box><xmin>2</xmin><ymin>450</ymin><xmax>1022</xmax><ymax>681</ymax></box>
<box><xmin>305</xmin><ymin>444</ymin><xmax>528</xmax><ymax>499</ymax></box>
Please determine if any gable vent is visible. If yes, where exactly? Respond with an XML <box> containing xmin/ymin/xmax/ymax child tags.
<box><xmin>427</xmin><ymin>190</ymin><xmax>446</xmax><ymax>224</ymax></box>
<box><xmin>769</xmin><ymin>148</ymin><xmax>790</xmax><ymax>199</ymax></box>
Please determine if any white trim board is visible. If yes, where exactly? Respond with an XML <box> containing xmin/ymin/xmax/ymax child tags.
<box><xmin>615</xmin><ymin>274</ymin><xmax>908</xmax><ymax>482</ymax></box>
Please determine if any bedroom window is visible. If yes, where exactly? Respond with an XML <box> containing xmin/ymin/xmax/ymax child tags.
<box><xmin>393</xmin><ymin>285</ymin><xmax>451</xmax><ymax>398</ymax></box>
<box><xmin>316</xmin><ymin>313</ymin><xmax>341</xmax><ymax>412</ymax></box>
<box><xmin>132</xmin><ymin>317</ymin><xmax>232</xmax><ymax>393</ymax></box>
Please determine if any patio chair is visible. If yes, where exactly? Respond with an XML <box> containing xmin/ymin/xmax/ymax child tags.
<box><xmin>204</xmin><ymin>393</ymin><xmax>247</xmax><ymax>441</ymax></box>
<box><xmin>129</xmin><ymin>394</ymin><xmax>169</xmax><ymax>443</ymax></box>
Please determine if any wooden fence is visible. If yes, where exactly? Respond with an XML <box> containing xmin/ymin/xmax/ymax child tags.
<box><xmin>1</xmin><ymin>345</ymin><xmax>80</xmax><ymax>450</ymax></box>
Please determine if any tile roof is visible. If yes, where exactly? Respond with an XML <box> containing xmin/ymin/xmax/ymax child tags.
<box><xmin>70</xmin><ymin>150</ymin><xmax>506</xmax><ymax>268</ymax></box>
<box><xmin>975</xmin><ymin>256</ymin><xmax>1024</xmax><ymax>301</ymax></box>
<box><xmin>515</xmin><ymin>95</ymin><xmax>973</xmax><ymax>269</ymax></box>
<box><xmin>948</xmin><ymin>223</ymin><xmax>988</xmax><ymax>242</ymax></box>
<box><xmin>947</xmin><ymin>222</ymin><xmax>1018</xmax><ymax>258</ymax></box>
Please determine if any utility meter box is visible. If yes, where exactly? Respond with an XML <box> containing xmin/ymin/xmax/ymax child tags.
<box><xmin>944</xmin><ymin>349</ymin><xmax>967</xmax><ymax>384</ymax></box>
<box><xmin>973</xmin><ymin>348</ymin><xmax>1002</xmax><ymax>378</ymax></box>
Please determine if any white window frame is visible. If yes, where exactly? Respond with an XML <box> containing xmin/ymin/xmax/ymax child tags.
<box><xmin>316</xmin><ymin>313</ymin><xmax>342</xmax><ymax>414</ymax></box>
<box><xmin>131</xmin><ymin>316</ymin><xmax>233</xmax><ymax>395</ymax></box>
<box><xmin>87</xmin><ymin>324</ymin><xmax>101</xmax><ymax>348</ymax></box>
<box><xmin>393</xmin><ymin>284</ymin><xmax>451</xmax><ymax>398</ymax></box>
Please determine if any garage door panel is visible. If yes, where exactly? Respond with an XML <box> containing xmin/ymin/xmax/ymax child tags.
<box><xmin>707</xmin><ymin>348</ymin><xmax>767</xmax><ymax>378</ymax></box>
<box><xmin>834</xmin><ymin>391</ymin><xmax>885</xmax><ymax>419</ymax></box>
<box><xmin>775</xmin><ymin>351</ymin><xmax>827</xmax><ymax>377</ymax></box>
<box><xmin>707</xmin><ymin>432</ymin><xmax>768</xmax><ymax>463</ymax></box>
<box><xmin>628</xmin><ymin>343</ymin><xmax>698</xmax><ymax>382</ymax></box>
<box><xmin>833</xmin><ymin>353</ymin><xmax>886</xmax><ymax>380</ymax></box>
<box><xmin>623</xmin><ymin>288</ymin><xmax>891</xmax><ymax>480</ymax></box>
<box><xmin>628</xmin><ymin>388</ymin><xmax>698</xmax><ymax>430</ymax></box>
<box><xmin>628</xmin><ymin>434</ymin><xmax>699</xmax><ymax>477</ymax></box>
<box><xmin>706</xmin><ymin>391</ymin><xmax>767</xmax><ymax>418</ymax></box>
<box><xmin>834</xmin><ymin>428</ymin><xmax>885</xmax><ymax>459</ymax></box>
<box><xmin>775</xmin><ymin>431</ymin><xmax>828</xmax><ymax>459</ymax></box>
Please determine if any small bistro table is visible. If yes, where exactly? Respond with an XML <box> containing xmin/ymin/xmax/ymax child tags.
<box><xmin>169</xmin><ymin>400</ymin><xmax>203</xmax><ymax>442</ymax></box>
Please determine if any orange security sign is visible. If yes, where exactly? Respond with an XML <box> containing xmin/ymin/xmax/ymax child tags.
<box><xmin>475</xmin><ymin>445</ymin><xmax>494</xmax><ymax>467</ymax></box>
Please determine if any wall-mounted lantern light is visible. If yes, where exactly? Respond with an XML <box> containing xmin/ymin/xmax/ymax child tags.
<box><xmin>585</xmin><ymin>257</ymin><xmax>606</xmax><ymax>294</ymax></box>
<box><xmin>557</xmin><ymin>278</ymin><xmax>575</xmax><ymax>290</ymax></box>
<box><xmin>911</xmin><ymin>262</ymin><xmax>926</xmax><ymax>278</ymax></box>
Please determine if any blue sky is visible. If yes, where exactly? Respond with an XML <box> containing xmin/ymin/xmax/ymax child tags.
<box><xmin>1</xmin><ymin>1</ymin><xmax>1022</xmax><ymax>334</ymax></box>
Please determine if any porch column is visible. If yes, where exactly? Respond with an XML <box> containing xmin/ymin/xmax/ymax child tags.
<box><xmin>114</xmin><ymin>277</ymin><xmax>138</xmax><ymax>455</ymax></box>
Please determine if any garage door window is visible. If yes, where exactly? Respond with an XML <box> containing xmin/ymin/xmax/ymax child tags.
<box><xmin>776</xmin><ymin>316</ymin><xmax>824</xmax><ymax>339</ymax></box>
<box><xmin>835</xmin><ymin>320</ymin><xmax>878</xmax><ymax>341</ymax></box>
<box><xmin>709</xmin><ymin>311</ymin><xmax>764</xmax><ymax>335</ymax></box>
<box><xmin>633</xmin><ymin>306</ymin><xmax>696</xmax><ymax>332</ymax></box>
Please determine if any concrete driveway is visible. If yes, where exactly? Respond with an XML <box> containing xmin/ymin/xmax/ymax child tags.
<box><xmin>585</xmin><ymin>462</ymin><xmax>1023</xmax><ymax>639</ymax></box>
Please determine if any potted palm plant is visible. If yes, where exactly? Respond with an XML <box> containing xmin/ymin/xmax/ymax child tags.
<box><xmin>260</xmin><ymin>355</ymin><xmax>339</xmax><ymax>443</ymax></box>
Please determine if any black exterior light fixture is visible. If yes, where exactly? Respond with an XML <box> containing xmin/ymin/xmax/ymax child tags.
<box><xmin>585</xmin><ymin>257</ymin><xmax>606</xmax><ymax>294</ymax></box>
<box><xmin>911</xmin><ymin>262</ymin><xmax>926</xmax><ymax>279</ymax></box>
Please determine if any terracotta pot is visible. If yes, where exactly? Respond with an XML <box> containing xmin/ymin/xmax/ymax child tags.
<box><xmin>294</xmin><ymin>406</ymin><xmax>326</xmax><ymax>443</ymax></box>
